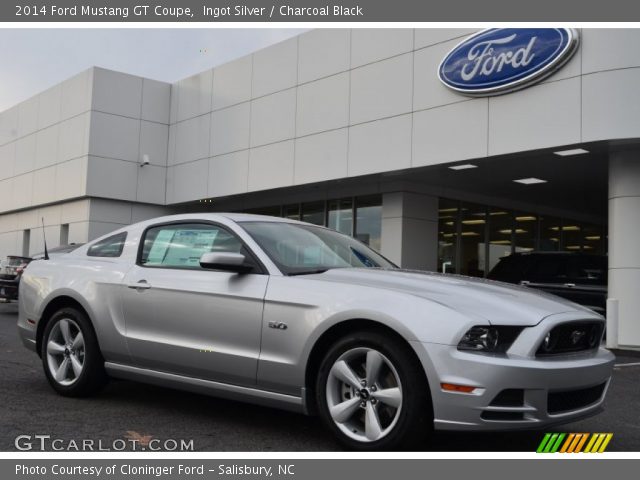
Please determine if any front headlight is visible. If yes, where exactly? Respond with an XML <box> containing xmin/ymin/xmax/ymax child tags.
<box><xmin>457</xmin><ymin>326</ymin><xmax>524</xmax><ymax>353</ymax></box>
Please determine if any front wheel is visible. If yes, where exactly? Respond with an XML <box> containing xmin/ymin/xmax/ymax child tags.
<box><xmin>316</xmin><ymin>331</ymin><xmax>432</xmax><ymax>450</ymax></box>
<box><xmin>41</xmin><ymin>307</ymin><xmax>108</xmax><ymax>397</ymax></box>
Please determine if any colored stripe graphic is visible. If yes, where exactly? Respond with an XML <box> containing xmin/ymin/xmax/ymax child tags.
<box><xmin>537</xmin><ymin>433</ymin><xmax>552</xmax><ymax>453</ymax></box>
<box><xmin>584</xmin><ymin>433</ymin><xmax>599</xmax><ymax>452</ymax></box>
<box><xmin>598</xmin><ymin>433</ymin><xmax>613</xmax><ymax>452</ymax></box>
<box><xmin>574</xmin><ymin>433</ymin><xmax>589</xmax><ymax>452</ymax></box>
<box><xmin>539</xmin><ymin>433</ymin><xmax>613</xmax><ymax>453</ymax></box>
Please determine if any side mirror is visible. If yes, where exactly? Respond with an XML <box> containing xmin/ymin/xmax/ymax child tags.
<box><xmin>199</xmin><ymin>252</ymin><xmax>253</xmax><ymax>273</ymax></box>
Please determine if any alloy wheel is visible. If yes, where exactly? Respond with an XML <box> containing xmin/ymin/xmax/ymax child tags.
<box><xmin>326</xmin><ymin>347</ymin><xmax>403</xmax><ymax>443</ymax></box>
<box><xmin>46</xmin><ymin>318</ymin><xmax>85</xmax><ymax>386</ymax></box>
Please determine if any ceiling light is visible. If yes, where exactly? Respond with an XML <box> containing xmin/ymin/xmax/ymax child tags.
<box><xmin>499</xmin><ymin>229</ymin><xmax>528</xmax><ymax>234</ymax></box>
<box><xmin>490</xmin><ymin>240</ymin><xmax>511</xmax><ymax>245</ymax></box>
<box><xmin>448</xmin><ymin>164</ymin><xmax>478</xmax><ymax>171</ymax></box>
<box><xmin>585</xmin><ymin>235</ymin><xmax>601</xmax><ymax>241</ymax></box>
<box><xmin>490</xmin><ymin>211</ymin><xmax>508</xmax><ymax>216</ymax></box>
<box><xmin>439</xmin><ymin>208</ymin><xmax>459</xmax><ymax>213</ymax></box>
<box><xmin>551</xmin><ymin>225</ymin><xmax>580</xmax><ymax>231</ymax></box>
<box><xmin>553</xmin><ymin>148</ymin><xmax>589</xmax><ymax>156</ymax></box>
<box><xmin>460</xmin><ymin>232</ymin><xmax>480</xmax><ymax>237</ymax></box>
<box><xmin>462</xmin><ymin>219</ymin><xmax>486</xmax><ymax>225</ymax></box>
<box><xmin>514</xmin><ymin>177</ymin><xmax>547</xmax><ymax>185</ymax></box>
<box><xmin>515</xmin><ymin>216</ymin><xmax>537</xmax><ymax>222</ymax></box>
<box><xmin>565</xmin><ymin>245</ymin><xmax>581</xmax><ymax>250</ymax></box>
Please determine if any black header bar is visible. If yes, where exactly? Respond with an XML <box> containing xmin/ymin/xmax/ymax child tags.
<box><xmin>4</xmin><ymin>0</ymin><xmax>640</xmax><ymax>22</ymax></box>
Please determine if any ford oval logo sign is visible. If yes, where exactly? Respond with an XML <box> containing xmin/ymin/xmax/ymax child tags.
<box><xmin>438</xmin><ymin>28</ymin><xmax>579</xmax><ymax>96</ymax></box>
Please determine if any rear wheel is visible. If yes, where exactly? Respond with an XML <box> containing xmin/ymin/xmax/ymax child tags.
<box><xmin>41</xmin><ymin>307</ymin><xmax>108</xmax><ymax>396</ymax></box>
<box><xmin>316</xmin><ymin>330</ymin><xmax>432</xmax><ymax>450</ymax></box>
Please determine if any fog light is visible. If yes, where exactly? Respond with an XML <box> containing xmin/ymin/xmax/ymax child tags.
<box><xmin>441</xmin><ymin>383</ymin><xmax>477</xmax><ymax>393</ymax></box>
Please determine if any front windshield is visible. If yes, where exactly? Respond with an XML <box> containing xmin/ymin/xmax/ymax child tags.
<box><xmin>241</xmin><ymin>221</ymin><xmax>396</xmax><ymax>275</ymax></box>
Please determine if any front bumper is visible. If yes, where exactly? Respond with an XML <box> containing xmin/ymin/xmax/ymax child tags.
<box><xmin>411</xmin><ymin>315</ymin><xmax>615</xmax><ymax>431</ymax></box>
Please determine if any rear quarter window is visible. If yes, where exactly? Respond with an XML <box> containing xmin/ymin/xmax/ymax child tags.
<box><xmin>87</xmin><ymin>232</ymin><xmax>127</xmax><ymax>258</ymax></box>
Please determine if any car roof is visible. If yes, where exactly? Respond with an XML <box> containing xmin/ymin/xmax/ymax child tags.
<box><xmin>78</xmin><ymin>213</ymin><xmax>315</xmax><ymax>249</ymax></box>
<box><xmin>124</xmin><ymin>212</ymin><xmax>310</xmax><ymax>228</ymax></box>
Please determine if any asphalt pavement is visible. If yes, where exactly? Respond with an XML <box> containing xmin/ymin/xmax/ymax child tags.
<box><xmin>1</xmin><ymin>302</ymin><xmax>638</xmax><ymax>452</ymax></box>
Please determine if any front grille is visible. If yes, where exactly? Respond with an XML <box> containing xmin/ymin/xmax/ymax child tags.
<box><xmin>490</xmin><ymin>389</ymin><xmax>524</xmax><ymax>407</ymax></box>
<box><xmin>536</xmin><ymin>321</ymin><xmax>604</xmax><ymax>356</ymax></box>
<box><xmin>547</xmin><ymin>383</ymin><xmax>606</xmax><ymax>414</ymax></box>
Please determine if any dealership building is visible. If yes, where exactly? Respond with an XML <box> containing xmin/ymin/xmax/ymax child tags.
<box><xmin>0</xmin><ymin>28</ymin><xmax>639</xmax><ymax>348</ymax></box>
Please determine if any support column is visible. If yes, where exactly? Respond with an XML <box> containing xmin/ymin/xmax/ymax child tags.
<box><xmin>380</xmin><ymin>192</ymin><xmax>438</xmax><ymax>271</ymax></box>
<box><xmin>608</xmin><ymin>150</ymin><xmax>640</xmax><ymax>349</ymax></box>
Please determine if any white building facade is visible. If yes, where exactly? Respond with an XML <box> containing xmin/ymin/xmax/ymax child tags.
<box><xmin>0</xmin><ymin>28</ymin><xmax>639</xmax><ymax>348</ymax></box>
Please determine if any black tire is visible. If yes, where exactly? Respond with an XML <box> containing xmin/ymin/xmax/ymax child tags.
<box><xmin>40</xmin><ymin>307</ymin><xmax>108</xmax><ymax>397</ymax></box>
<box><xmin>316</xmin><ymin>330</ymin><xmax>433</xmax><ymax>450</ymax></box>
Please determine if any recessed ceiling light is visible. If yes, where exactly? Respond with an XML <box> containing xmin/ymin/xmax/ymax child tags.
<box><xmin>514</xmin><ymin>177</ymin><xmax>547</xmax><ymax>185</ymax></box>
<box><xmin>553</xmin><ymin>148</ymin><xmax>589</xmax><ymax>156</ymax></box>
<box><xmin>448</xmin><ymin>164</ymin><xmax>478</xmax><ymax>170</ymax></box>
<box><xmin>515</xmin><ymin>216</ymin><xmax>537</xmax><ymax>222</ymax></box>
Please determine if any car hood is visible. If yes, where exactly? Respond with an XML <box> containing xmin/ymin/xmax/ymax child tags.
<box><xmin>305</xmin><ymin>268</ymin><xmax>598</xmax><ymax>326</ymax></box>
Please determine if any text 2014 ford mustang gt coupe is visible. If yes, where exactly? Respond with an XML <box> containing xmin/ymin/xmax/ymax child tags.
<box><xmin>18</xmin><ymin>214</ymin><xmax>614</xmax><ymax>450</ymax></box>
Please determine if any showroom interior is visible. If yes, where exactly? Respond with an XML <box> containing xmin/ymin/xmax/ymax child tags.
<box><xmin>0</xmin><ymin>28</ymin><xmax>638</xmax><ymax>348</ymax></box>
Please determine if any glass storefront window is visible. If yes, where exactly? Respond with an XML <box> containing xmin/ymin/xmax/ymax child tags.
<box><xmin>459</xmin><ymin>202</ymin><xmax>486</xmax><ymax>277</ymax></box>
<box><xmin>302</xmin><ymin>201</ymin><xmax>325</xmax><ymax>226</ymax></box>
<box><xmin>539</xmin><ymin>216</ymin><xmax>562</xmax><ymax>252</ymax></box>
<box><xmin>488</xmin><ymin>208</ymin><xmax>513</xmax><ymax>273</ymax></box>
<box><xmin>283</xmin><ymin>204</ymin><xmax>300</xmax><ymax>221</ymax></box>
<box><xmin>561</xmin><ymin>222</ymin><xmax>583</xmax><ymax>252</ymax></box>
<box><xmin>438</xmin><ymin>199</ymin><xmax>458</xmax><ymax>274</ymax></box>
<box><xmin>582</xmin><ymin>223</ymin><xmax>605</xmax><ymax>255</ymax></box>
<box><xmin>244</xmin><ymin>206</ymin><xmax>281</xmax><ymax>217</ymax></box>
<box><xmin>355</xmin><ymin>196</ymin><xmax>382</xmax><ymax>252</ymax></box>
<box><xmin>328</xmin><ymin>198</ymin><xmax>353</xmax><ymax>235</ymax></box>
<box><xmin>514</xmin><ymin>211</ymin><xmax>537</xmax><ymax>253</ymax></box>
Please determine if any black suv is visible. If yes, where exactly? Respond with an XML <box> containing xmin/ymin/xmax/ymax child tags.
<box><xmin>488</xmin><ymin>252</ymin><xmax>607</xmax><ymax>315</ymax></box>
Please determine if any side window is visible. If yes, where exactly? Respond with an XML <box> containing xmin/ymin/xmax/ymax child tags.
<box><xmin>568</xmin><ymin>256</ymin><xmax>607</xmax><ymax>284</ymax></box>
<box><xmin>87</xmin><ymin>232</ymin><xmax>127</xmax><ymax>258</ymax></box>
<box><xmin>140</xmin><ymin>223</ymin><xmax>244</xmax><ymax>269</ymax></box>
<box><xmin>525</xmin><ymin>256</ymin><xmax>568</xmax><ymax>283</ymax></box>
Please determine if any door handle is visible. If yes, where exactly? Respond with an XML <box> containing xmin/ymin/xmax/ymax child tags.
<box><xmin>127</xmin><ymin>280</ymin><xmax>151</xmax><ymax>290</ymax></box>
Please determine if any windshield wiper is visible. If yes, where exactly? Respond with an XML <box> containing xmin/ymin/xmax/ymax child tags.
<box><xmin>288</xmin><ymin>268</ymin><xmax>332</xmax><ymax>276</ymax></box>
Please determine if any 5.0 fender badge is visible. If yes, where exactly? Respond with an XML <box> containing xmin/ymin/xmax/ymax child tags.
<box><xmin>268</xmin><ymin>321</ymin><xmax>288</xmax><ymax>330</ymax></box>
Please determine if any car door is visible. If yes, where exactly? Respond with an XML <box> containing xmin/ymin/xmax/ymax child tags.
<box><xmin>121</xmin><ymin>221</ymin><xmax>268</xmax><ymax>387</ymax></box>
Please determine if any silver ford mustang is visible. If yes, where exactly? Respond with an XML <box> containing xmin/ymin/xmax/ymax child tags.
<box><xmin>17</xmin><ymin>214</ymin><xmax>614</xmax><ymax>450</ymax></box>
